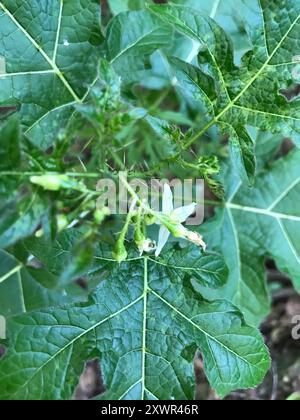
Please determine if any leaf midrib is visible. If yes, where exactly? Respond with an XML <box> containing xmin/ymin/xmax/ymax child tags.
<box><xmin>277</xmin><ymin>218</ymin><xmax>300</xmax><ymax>265</ymax></box>
<box><xmin>109</xmin><ymin>27</ymin><xmax>158</xmax><ymax>64</ymax></box>
<box><xmin>0</xmin><ymin>264</ymin><xmax>22</xmax><ymax>284</ymax></box>
<box><xmin>227</xmin><ymin>202</ymin><xmax>300</xmax><ymax>222</ymax></box>
<box><xmin>233</xmin><ymin>104</ymin><xmax>300</xmax><ymax>122</ymax></box>
<box><xmin>149</xmin><ymin>257</ymin><xmax>220</xmax><ymax>275</ymax></box>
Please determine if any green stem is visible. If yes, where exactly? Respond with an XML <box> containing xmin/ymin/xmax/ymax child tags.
<box><xmin>108</xmin><ymin>148</ymin><xmax>126</xmax><ymax>171</ymax></box>
<box><xmin>119</xmin><ymin>197</ymin><xmax>138</xmax><ymax>241</ymax></box>
<box><xmin>149</xmin><ymin>88</ymin><xmax>171</xmax><ymax>113</ymax></box>
<box><xmin>0</xmin><ymin>171</ymin><xmax>101</xmax><ymax>178</ymax></box>
<box><xmin>0</xmin><ymin>170</ymin><xmax>224</xmax><ymax>209</ymax></box>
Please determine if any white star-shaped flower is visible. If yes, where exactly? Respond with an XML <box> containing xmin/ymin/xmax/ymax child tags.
<box><xmin>155</xmin><ymin>184</ymin><xmax>206</xmax><ymax>256</ymax></box>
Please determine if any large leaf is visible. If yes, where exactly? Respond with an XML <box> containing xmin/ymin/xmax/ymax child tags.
<box><xmin>198</xmin><ymin>149</ymin><xmax>300</xmax><ymax>326</ymax></box>
<box><xmin>24</xmin><ymin>229</ymin><xmax>228</xmax><ymax>290</ymax></box>
<box><xmin>106</xmin><ymin>10</ymin><xmax>173</xmax><ymax>84</ymax></box>
<box><xmin>0</xmin><ymin>0</ymin><xmax>104</xmax><ymax>149</ymax></box>
<box><xmin>1</xmin><ymin>0</ymin><xmax>297</xmax><ymax>401</ymax></box>
<box><xmin>148</xmin><ymin>2</ymin><xmax>300</xmax><ymax>181</ymax></box>
<box><xmin>0</xmin><ymin>250</ymin><xmax>73</xmax><ymax>317</ymax></box>
<box><xmin>0</xmin><ymin>255</ymin><xmax>269</xmax><ymax>400</ymax></box>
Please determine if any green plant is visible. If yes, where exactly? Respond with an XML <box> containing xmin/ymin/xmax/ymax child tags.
<box><xmin>0</xmin><ymin>0</ymin><xmax>299</xmax><ymax>400</ymax></box>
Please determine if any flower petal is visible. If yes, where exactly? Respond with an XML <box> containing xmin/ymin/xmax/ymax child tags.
<box><xmin>162</xmin><ymin>184</ymin><xmax>174</xmax><ymax>214</ymax></box>
<box><xmin>139</xmin><ymin>239</ymin><xmax>157</xmax><ymax>255</ymax></box>
<box><xmin>155</xmin><ymin>226</ymin><xmax>170</xmax><ymax>257</ymax></box>
<box><xmin>172</xmin><ymin>203</ymin><xmax>197</xmax><ymax>223</ymax></box>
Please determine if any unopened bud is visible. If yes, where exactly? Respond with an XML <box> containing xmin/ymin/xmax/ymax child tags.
<box><xmin>112</xmin><ymin>239</ymin><xmax>128</xmax><ymax>264</ymax></box>
<box><xmin>138</xmin><ymin>238</ymin><xmax>156</xmax><ymax>255</ymax></box>
<box><xmin>161</xmin><ymin>216</ymin><xmax>206</xmax><ymax>250</ymax></box>
<box><xmin>184</xmin><ymin>230</ymin><xmax>206</xmax><ymax>250</ymax></box>
<box><xmin>94</xmin><ymin>207</ymin><xmax>110</xmax><ymax>224</ymax></box>
<box><xmin>57</xmin><ymin>214</ymin><xmax>69</xmax><ymax>232</ymax></box>
<box><xmin>30</xmin><ymin>175</ymin><xmax>69</xmax><ymax>191</ymax></box>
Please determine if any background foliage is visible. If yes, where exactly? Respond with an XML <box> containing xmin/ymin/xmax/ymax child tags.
<box><xmin>0</xmin><ymin>0</ymin><xmax>299</xmax><ymax>400</ymax></box>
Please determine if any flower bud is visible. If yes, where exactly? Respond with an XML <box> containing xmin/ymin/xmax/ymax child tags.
<box><xmin>35</xmin><ymin>228</ymin><xmax>44</xmax><ymax>238</ymax></box>
<box><xmin>138</xmin><ymin>238</ymin><xmax>157</xmax><ymax>255</ymax></box>
<box><xmin>160</xmin><ymin>216</ymin><xmax>206</xmax><ymax>250</ymax></box>
<box><xmin>94</xmin><ymin>207</ymin><xmax>110</xmax><ymax>224</ymax></box>
<box><xmin>184</xmin><ymin>230</ymin><xmax>207</xmax><ymax>250</ymax></box>
<box><xmin>144</xmin><ymin>214</ymin><xmax>156</xmax><ymax>225</ymax></box>
<box><xmin>134</xmin><ymin>226</ymin><xmax>146</xmax><ymax>249</ymax></box>
<box><xmin>30</xmin><ymin>175</ymin><xmax>70</xmax><ymax>191</ymax></box>
<box><xmin>112</xmin><ymin>239</ymin><xmax>128</xmax><ymax>264</ymax></box>
<box><xmin>57</xmin><ymin>214</ymin><xmax>69</xmax><ymax>232</ymax></box>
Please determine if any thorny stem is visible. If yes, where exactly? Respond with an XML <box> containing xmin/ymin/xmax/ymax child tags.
<box><xmin>0</xmin><ymin>170</ymin><xmax>223</xmax><ymax>208</ymax></box>
<box><xmin>0</xmin><ymin>171</ymin><xmax>101</xmax><ymax>178</ymax></box>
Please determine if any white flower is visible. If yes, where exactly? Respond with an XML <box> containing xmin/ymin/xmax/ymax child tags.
<box><xmin>138</xmin><ymin>238</ymin><xmax>157</xmax><ymax>255</ymax></box>
<box><xmin>155</xmin><ymin>184</ymin><xmax>206</xmax><ymax>256</ymax></box>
